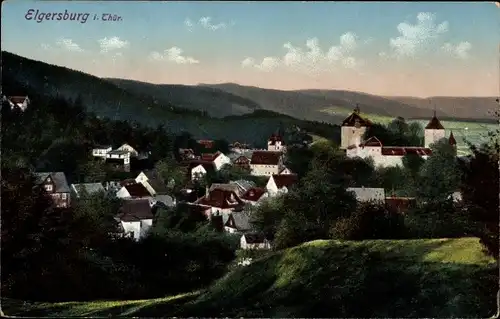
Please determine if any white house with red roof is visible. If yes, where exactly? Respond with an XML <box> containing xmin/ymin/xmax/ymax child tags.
<box><xmin>200</xmin><ymin>151</ymin><xmax>231</xmax><ymax>170</ymax></box>
<box><xmin>344</xmin><ymin>110</ymin><xmax>457</xmax><ymax>167</ymax></box>
<box><xmin>194</xmin><ymin>188</ymin><xmax>245</xmax><ymax>217</ymax></box>
<box><xmin>250</xmin><ymin>150</ymin><xmax>284</xmax><ymax>176</ymax></box>
<box><xmin>266</xmin><ymin>174</ymin><xmax>299</xmax><ymax>196</ymax></box>
<box><xmin>117</xmin><ymin>199</ymin><xmax>154</xmax><ymax>241</ymax></box>
<box><xmin>340</xmin><ymin>106</ymin><xmax>373</xmax><ymax>150</ymax></box>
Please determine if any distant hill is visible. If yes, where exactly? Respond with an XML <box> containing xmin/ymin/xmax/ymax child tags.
<box><xmin>106</xmin><ymin>78</ymin><xmax>262</xmax><ymax>118</ymax></box>
<box><xmin>386</xmin><ymin>96</ymin><xmax>498</xmax><ymax>121</ymax></box>
<box><xmin>1</xmin><ymin>51</ymin><xmax>340</xmax><ymax>145</ymax></box>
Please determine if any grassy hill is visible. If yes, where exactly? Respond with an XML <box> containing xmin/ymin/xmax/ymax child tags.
<box><xmin>386</xmin><ymin>96</ymin><xmax>498</xmax><ymax>121</ymax></box>
<box><xmin>3</xmin><ymin>237</ymin><xmax>497</xmax><ymax>318</ymax></box>
<box><xmin>1</xmin><ymin>51</ymin><xmax>340</xmax><ymax>145</ymax></box>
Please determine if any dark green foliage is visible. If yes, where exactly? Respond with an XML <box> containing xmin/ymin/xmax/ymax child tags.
<box><xmin>363</xmin><ymin>120</ymin><xmax>424</xmax><ymax>147</ymax></box>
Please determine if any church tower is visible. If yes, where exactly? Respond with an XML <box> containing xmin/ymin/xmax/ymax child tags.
<box><xmin>424</xmin><ymin>110</ymin><xmax>446</xmax><ymax>148</ymax></box>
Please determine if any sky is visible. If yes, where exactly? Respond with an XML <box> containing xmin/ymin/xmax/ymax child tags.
<box><xmin>2</xmin><ymin>1</ymin><xmax>499</xmax><ymax>97</ymax></box>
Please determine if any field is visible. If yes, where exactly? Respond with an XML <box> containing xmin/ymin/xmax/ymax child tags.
<box><xmin>3</xmin><ymin>237</ymin><xmax>497</xmax><ymax>318</ymax></box>
<box><xmin>321</xmin><ymin>106</ymin><xmax>496</xmax><ymax>155</ymax></box>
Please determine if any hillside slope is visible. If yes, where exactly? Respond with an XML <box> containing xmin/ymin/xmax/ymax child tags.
<box><xmin>106</xmin><ymin>78</ymin><xmax>263</xmax><ymax>118</ymax></box>
<box><xmin>4</xmin><ymin>238</ymin><xmax>497</xmax><ymax>318</ymax></box>
<box><xmin>200</xmin><ymin>83</ymin><xmax>437</xmax><ymax>122</ymax></box>
<box><xmin>386</xmin><ymin>96</ymin><xmax>498</xmax><ymax>120</ymax></box>
<box><xmin>1</xmin><ymin>52</ymin><xmax>339</xmax><ymax>145</ymax></box>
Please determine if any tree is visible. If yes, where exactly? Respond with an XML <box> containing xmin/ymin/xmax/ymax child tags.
<box><xmin>284</xmin><ymin>145</ymin><xmax>314</xmax><ymax>178</ymax></box>
<box><xmin>249</xmin><ymin>197</ymin><xmax>287</xmax><ymax>239</ymax></box>
<box><xmin>417</xmin><ymin>139</ymin><xmax>462</xmax><ymax>203</ymax></box>
<box><xmin>155</xmin><ymin>158</ymin><xmax>187</xmax><ymax>193</ymax></box>
<box><xmin>402</xmin><ymin>153</ymin><xmax>425</xmax><ymax>178</ymax></box>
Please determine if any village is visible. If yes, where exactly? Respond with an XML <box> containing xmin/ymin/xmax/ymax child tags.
<box><xmin>26</xmin><ymin>101</ymin><xmax>461</xmax><ymax>251</ymax></box>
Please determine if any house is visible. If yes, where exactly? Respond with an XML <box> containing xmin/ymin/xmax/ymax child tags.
<box><xmin>241</xmin><ymin>187</ymin><xmax>268</xmax><ymax>206</ymax></box>
<box><xmin>347</xmin><ymin>187</ymin><xmax>386</xmax><ymax>204</ymax></box>
<box><xmin>194</xmin><ymin>188</ymin><xmax>245</xmax><ymax>217</ymax></box>
<box><xmin>266</xmin><ymin>174</ymin><xmax>298</xmax><ymax>196</ymax></box>
<box><xmin>229</xmin><ymin>141</ymin><xmax>252</xmax><ymax>154</ymax></box>
<box><xmin>70</xmin><ymin>182</ymin><xmax>105</xmax><ymax>199</ymax></box>
<box><xmin>105</xmin><ymin>150</ymin><xmax>131</xmax><ymax>172</ymax></box>
<box><xmin>229</xmin><ymin>179</ymin><xmax>257</xmax><ymax>195</ymax></box>
<box><xmin>268</xmin><ymin>134</ymin><xmax>285</xmax><ymax>152</ymax></box>
<box><xmin>279</xmin><ymin>167</ymin><xmax>293</xmax><ymax>175</ymax></box>
<box><xmin>179</xmin><ymin>148</ymin><xmax>196</xmax><ymax>160</ymax></box>
<box><xmin>35</xmin><ymin>172</ymin><xmax>71</xmax><ymax>208</ymax></box>
<box><xmin>200</xmin><ymin>151</ymin><xmax>231</xmax><ymax>170</ymax></box>
<box><xmin>151</xmin><ymin>194</ymin><xmax>176</xmax><ymax>208</ymax></box>
<box><xmin>92</xmin><ymin>145</ymin><xmax>112</xmax><ymax>158</ymax></box>
<box><xmin>340</xmin><ymin>106</ymin><xmax>373</xmax><ymax>150</ymax></box>
<box><xmin>232</xmin><ymin>155</ymin><xmax>251</xmax><ymax>170</ymax></box>
<box><xmin>117</xmin><ymin>199</ymin><xmax>154</xmax><ymax>241</ymax></box>
<box><xmin>346</xmin><ymin>136</ymin><xmax>433</xmax><ymax>168</ymax></box>
<box><xmin>240</xmin><ymin>233</ymin><xmax>272</xmax><ymax>250</ymax></box>
<box><xmin>116</xmin><ymin>183</ymin><xmax>152</xmax><ymax>199</ymax></box>
<box><xmin>116</xmin><ymin>143</ymin><xmax>139</xmax><ymax>157</ymax></box>
<box><xmin>224</xmin><ymin>211</ymin><xmax>252</xmax><ymax>233</ymax></box>
<box><xmin>135</xmin><ymin>170</ymin><xmax>169</xmax><ymax>196</ymax></box>
<box><xmin>385</xmin><ymin>196</ymin><xmax>417</xmax><ymax>215</ymax></box>
<box><xmin>250</xmin><ymin>151</ymin><xmax>284</xmax><ymax>176</ymax></box>
<box><xmin>187</xmin><ymin>160</ymin><xmax>216</xmax><ymax>181</ymax></box>
<box><xmin>6</xmin><ymin>95</ymin><xmax>30</xmax><ymax>112</ymax></box>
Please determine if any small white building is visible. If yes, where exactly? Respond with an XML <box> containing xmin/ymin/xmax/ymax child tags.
<box><xmin>240</xmin><ymin>233</ymin><xmax>272</xmax><ymax>250</ymax></box>
<box><xmin>347</xmin><ymin>187</ymin><xmax>386</xmax><ymax>204</ymax></box>
<box><xmin>116</xmin><ymin>183</ymin><xmax>152</xmax><ymax>199</ymax></box>
<box><xmin>266</xmin><ymin>174</ymin><xmax>298</xmax><ymax>197</ymax></box>
<box><xmin>117</xmin><ymin>143</ymin><xmax>139</xmax><ymax>157</ymax></box>
<box><xmin>188</xmin><ymin>161</ymin><xmax>216</xmax><ymax>181</ymax></box>
<box><xmin>118</xmin><ymin>199</ymin><xmax>154</xmax><ymax>241</ymax></box>
<box><xmin>200</xmin><ymin>151</ymin><xmax>231</xmax><ymax>170</ymax></box>
<box><xmin>424</xmin><ymin>111</ymin><xmax>446</xmax><ymax>148</ymax></box>
<box><xmin>6</xmin><ymin>95</ymin><xmax>30</xmax><ymax>112</ymax></box>
<box><xmin>250</xmin><ymin>151</ymin><xmax>284</xmax><ymax>176</ymax></box>
<box><xmin>267</xmin><ymin>134</ymin><xmax>286</xmax><ymax>152</ymax></box>
<box><xmin>92</xmin><ymin>145</ymin><xmax>112</xmax><ymax>158</ymax></box>
<box><xmin>135</xmin><ymin>170</ymin><xmax>169</xmax><ymax>196</ymax></box>
<box><xmin>279</xmin><ymin>167</ymin><xmax>293</xmax><ymax>175</ymax></box>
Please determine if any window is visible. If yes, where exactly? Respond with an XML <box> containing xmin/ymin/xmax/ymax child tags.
<box><xmin>44</xmin><ymin>184</ymin><xmax>53</xmax><ymax>192</ymax></box>
<box><xmin>61</xmin><ymin>193</ymin><xmax>67</xmax><ymax>200</ymax></box>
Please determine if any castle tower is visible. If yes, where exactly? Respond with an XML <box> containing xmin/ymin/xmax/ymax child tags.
<box><xmin>340</xmin><ymin>104</ymin><xmax>372</xmax><ymax>150</ymax></box>
<box><xmin>424</xmin><ymin>110</ymin><xmax>446</xmax><ymax>148</ymax></box>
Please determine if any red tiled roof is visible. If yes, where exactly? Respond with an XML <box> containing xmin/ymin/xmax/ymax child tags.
<box><xmin>272</xmin><ymin>174</ymin><xmax>298</xmax><ymax>189</ymax></box>
<box><xmin>120</xmin><ymin>179</ymin><xmax>137</xmax><ymax>186</ymax></box>
<box><xmin>195</xmin><ymin>189</ymin><xmax>244</xmax><ymax>209</ymax></box>
<box><xmin>201</xmin><ymin>151</ymin><xmax>221</xmax><ymax>162</ymax></box>
<box><xmin>118</xmin><ymin>199</ymin><xmax>153</xmax><ymax>221</ymax></box>
<box><xmin>360</xmin><ymin>136</ymin><xmax>383</xmax><ymax>147</ymax></box>
<box><xmin>251</xmin><ymin>151</ymin><xmax>282</xmax><ymax>165</ymax></box>
<box><xmin>124</xmin><ymin>183</ymin><xmax>151</xmax><ymax>197</ymax></box>
<box><xmin>234</xmin><ymin>156</ymin><xmax>250</xmax><ymax>165</ymax></box>
<box><xmin>381</xmin><ymin>147</ymin><xmax>432</xmax><ymax>156</ymax></box>
<box><xmin>449</xmin><ymin>131</ymin><xmax>457</xmax><ymax>145</ymax></box>
<box><xmin>425</xmin><ymin>114</ymin><xmax>445</xmax><ymax>130</ymax></box>
<box><xmin>342</xmin><ymin>111</ymin><xmax>373</xmax><ymax>127</ymax></box>
<box><xmin>197</xmin><ymin>140</ymin><xmax>215</xmax><ymax>148</ymax></box>
<box><xmin>241</xmin><ymin>187</ymin><xmax>267</xmax><ymax>201</ymax></box>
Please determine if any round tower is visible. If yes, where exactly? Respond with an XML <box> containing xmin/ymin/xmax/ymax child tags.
<box><xmin>424</xmin><ymin>110</ymin><xmax>446</xmax><ymax>148</ymax></box>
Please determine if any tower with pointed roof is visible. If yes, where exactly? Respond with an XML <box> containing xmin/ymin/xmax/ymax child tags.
<box><xmin>424</xmin><ymin>110</ymin><xmax>446</xmax><ymax>148</ymax></box>
<box><xmin>340</xmin><ymin>104</ymin><xmax>373</xmax><ymax>150</ymax></box>
<box><xmin>448</xmin><ymin>130</ymin><xmax>457</xmax><ymax>154</ymax></box>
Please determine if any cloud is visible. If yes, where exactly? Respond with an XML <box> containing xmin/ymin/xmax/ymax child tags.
<box><xmin>184</xmin><ymin>18</ymin><xmax>194</xmax><ymax>31</ymax></box>
<box><xmin>441</xmin><ymin>41</ymin><xmax>472</xmax><ymax>59</ymax></box>
<box><xmin>149</xmin><ymin>47</ymin><xmax>199</xmax><ymax>64</ymax></box>
<box><xmin>41</xmin><ymin>43</ymin><xmax>51</xmax><ymax>50</ymax></box>
<box><xmin>242</xmin><ymin>32</ymin><xmax>363</xmax><ymax>73</ymax></box>
<box><xmin>389</xmin><ymin>12</ymin><xmax>449</xmax><ymax>57</ymax></box>
<box><xmin>199</xmin><ymin>16</ymin><xmax>227</xmax><ymax>31</ymax></box>
<box><xmin>98</xmin><ymin>36</ymin><xmax>129</xmax><ymax>52</ymax></box>
<box><xmin>55</xmin><ymin>38</ymin><xmax>84</xmax><ymax>52</ymax></box>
